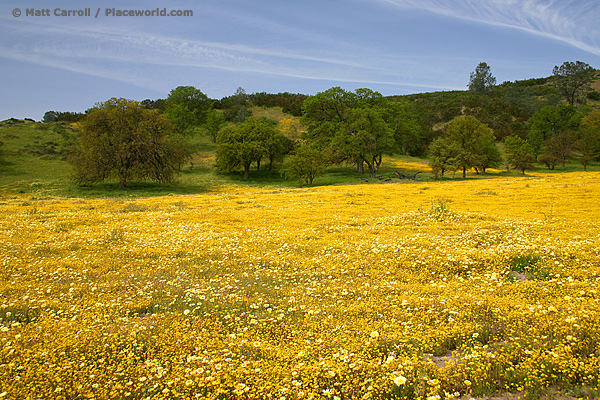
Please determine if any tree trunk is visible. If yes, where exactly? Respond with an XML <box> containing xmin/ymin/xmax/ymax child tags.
<box><xmin>357</xmin><ymin>160</ymin><xmax>364</xmax><ymax>174</ymax></box>
<box><xmin>244</xmin><ymin>165</ymin><xmax>250</xmax><ymax>179</ymax></box>
<box><xmin>462</xmin><ymin>167</ymin><xmax>466</xmax><ymax>178</ymax></box>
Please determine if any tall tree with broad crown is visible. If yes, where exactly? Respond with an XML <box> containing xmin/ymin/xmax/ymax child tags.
<box><xmin>166</xmin><ymin>86</ymin><xmax>211</xmax><ymax>133</ymax></box>
<box><xmin>444</xmin><ymin>115</ymin><xmax>497</xmax><ymax>178</ymax></box>
<box><xmin>552</xmin><ymin>61</ymin><xmax>596</xmax><ymax>106</ymax></box>
<box><xmin>69</xmin><ymin>98</ymin><xmax>189</xmax><ymax>187</ymax></box>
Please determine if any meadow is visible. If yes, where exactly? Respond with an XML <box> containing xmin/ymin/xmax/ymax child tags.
<box><xmin>1</xmin><ymin>171</ymin><xmax>599</xmax><ymax>399</ymax></box>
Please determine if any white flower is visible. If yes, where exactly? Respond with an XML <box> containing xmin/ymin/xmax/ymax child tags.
<box><xmin>393</xmin><ymin>375</ymin><xmax>407</xmax><ymax>386</ymax></box>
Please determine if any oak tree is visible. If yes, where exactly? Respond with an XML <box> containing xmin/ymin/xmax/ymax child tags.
<box><xmin>166</xmin><ymin>86</ymin><xmax>211</xmax><ymax>133</ymax></box>
<box><xmin>215</xmin><ymin>117</ymin><xmax>285</xmax><ymax>179</ymax></box>
<box><xmin>69</xmin><ymin>98</ymin><xmax>188</xmax><ymax>187</ymax></box>
<box><xmin>504</xmin><ymin>136</ymin><xmax>536</xmax><ymax>174</ymax></box>
<box><xmin>553</xmin><ymin>61</ymin><xmax>596</xmax><ymax>106</ymax></box>
<box><xmin>282</xmin><ymin>145</ymin><xmax>330</xmax><ymax>187</ymax></box>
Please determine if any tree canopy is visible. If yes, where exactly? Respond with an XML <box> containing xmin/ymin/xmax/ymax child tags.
<box><xmin>527</xmin><ymin>104</ymin><xmax>581</xmax><ymax>169</ymax></box>
<box><xmin>430</xmin><ymin>115</ymin><xmax>499</xmax><ymax>178</ymax></box>
<box><xmin>468</xmin><ymin>62</ymin><xmax>496</xmax><ymax>94</ymax></box>
<box><xmin>301</xmin><ymin>87</ymin><xmax>425</xmax><ymax>178</ymax></box>
<box><xmin>165</xmin><ymin>86</ymin><xmax>211</xmax><ymax>133</ymax></box>
<box><xmin>576</xmin><ymin>110</ymin><xmax>600</xmax><ymax>171</ymax></box>
<box><xmin>504</xmin><ymin>136</ymin><xmax>536</xmax><ymax>174</ymax></box>
<box><xmin>69</xmin><ymin>98</ymin><xmax>189</xmax><ymax>187</ymax></box>
<box><xmin>282</xmin><ymin>145</ymin><xmax>330</xmax><ymax>187</ymax></box>
<box><xmin>215</xmin><ymin>117</ymin><xmax>287</xmax><ymax>179</ymax></box>
<box><xmin>552</xmin><ymin>61</ymin><xmax>596</xmax><ymax>106</ymax></box>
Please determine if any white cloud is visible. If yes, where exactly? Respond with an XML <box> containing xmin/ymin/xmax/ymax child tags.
<box><xmin>378</xmin><ymin>0</ymin><xmax>600</xmax><ymax>56</ymax></box>
<box><xmin>0</xmin><ymin>16</ymin><xmax>462</xmax><ymax>93</ymax></box>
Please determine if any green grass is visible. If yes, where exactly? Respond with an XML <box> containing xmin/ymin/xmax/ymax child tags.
<box><xmin>1</xmin><ymin>118</ymin><xmax>599</xmax><ymax>199</ymax></box>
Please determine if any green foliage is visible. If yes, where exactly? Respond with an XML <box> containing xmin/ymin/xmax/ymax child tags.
<box><xmin>141</xmin><ymin>98</ymin><xmax>167</xmax><ymax>112</ymax></box>
<box><xmin>428</xmin><ymin>136</ymin><xmax>460</xmax><ymax>179</ymax></box>
<box><xmin>399</xmin><ymin>88</ymin><xmax>538</xmax><ymax>141</ymax></box>
<box><xmin>504</xmin><ymin>136</ymin><xmax>536</xmax><ymax>174</ymax></box>
<box><xmin>468</xmin><ymin>62</ymin><xmax>496</xmax><ymax>94</ymax></box>
<box><xmin>246</xmin><ymin>92</ymin><xmax>308</xmax><ymax>116</ymax></box>
<box><xmin>509</xmin><ymin>253</ymin><xmax>541</xmax><ymax>274</ymax></box>
<box><xmin>339</xmin><ymin>106</ymin><xmax>394</xmax><ymax>178</ymax></box>
<box><xmin>552</xmin><ymin>61</ymin><xmax>596</xmax><ymax>105</ymax></box>
<box><xmin>302</xmin><ymin>87</ymin><xmax>425</xmax><ymax>178</ymax></box>
<box><xmin>427</xmin><ymin>114</ymin><xmax>505</xmax><ymax>178</ymax></box>
<box><xmin>42</xmin><ymin>110</ymin><xmax>85</xmax><ymax>123</ymax></box>
<box><xmin>282</xmin><ymin>145</ymin><xmax>330</xmax><ymax>187</ymax></box>
<box><xmin>527</xmin><ymin>105</ymin><xmax>581</xmax><ymax>169</ymax></box>
<box><xmin>232</xmin><ymin>106</ymin><xmax>252</xmax><ymax>123</ymax></box>
<box><xmin>587</xmin><ymin>90</ymin><xmax>600</xmax><ymax>101</ymax></box>
<box><xmin>444</xmin><ymin>115</ymin><xmax>498</xmax><ymax>177</ymax></box>
<box><xmin>385</xmin><ymin>100</ymin><xmax>428</xmax><ymax>156</ymax></box>
<box><xmin>301</xmin><ymin>86</ymin><xmax>354</xmax><ymax>145</ymax></box>
<box><xmin>472</xmin><ymin>132</ymin><xmax>502</xmax><ymax>174</ymax></box>
<box><xmin>577</xmin><ymin>110</ymin><xmax>600</xmax><ymax>170</ymax></box>
<box><xmin>215</xmin><ymin>117</ymin><xmax>286</xmax><ymax>179</ymax></box>
<box><xmin>69</xmin><ymin>98</ymin><xmax>189</xmax><ymax>187</ymax></box>
<box><xmin>427</xmin><ymin>198</ymin><xmax>450</xmax><ymax>221</ymax></box>
<box><xmin>204</xmin><ymin>110</ymin><xmax>227</xmax><ymax>143</ymax></box>
<box><xmin>166</xmin><ymin>86</ymin><xmax>211</xmax><ymax>133</ymax></box>
<box><xmin>42</xmin><ymin>111</ymin><xmax>58</xmax><ymax>123</ymax></box>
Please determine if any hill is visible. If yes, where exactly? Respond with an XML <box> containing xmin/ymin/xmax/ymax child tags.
<box><xmin>392</xmin><ymin>72</ymin><xmax>600</xmax><ymax>141</ymax></box>
<box><xmin>1</xmin><ymin>70</ymin><xmax>599</xmax><ymax>198</ymax></box>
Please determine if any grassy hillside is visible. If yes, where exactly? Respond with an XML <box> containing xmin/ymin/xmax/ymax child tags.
<box><xmin>1</xmin><ymin>111</ymin><xmax>598</xmax><ymax>200</ymax></box>
<box><xmin>2</xmin><ymin>70</ymin><xmax>600</xmax><ymax>199</ymax></box>
<box><xmin>0</xmin><ymin>113</ymin><xmax>438</xmax><ymax>199</ymax></box>
<box><xmin>393</xmin><ymin>72</ymin><xmax>600</xmax><ymax>140</ymax></box>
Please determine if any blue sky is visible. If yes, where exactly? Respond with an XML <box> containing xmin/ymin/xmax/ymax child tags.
<box><xmin>1</xmin><ymin>0</ymin><xmax>599</xmax><ymax>121</ymax></box>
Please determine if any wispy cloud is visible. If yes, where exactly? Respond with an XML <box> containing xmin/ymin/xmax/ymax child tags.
<box><xmin>0</xmin><ymin>16</ymin><xmax>462</xmax><ymax>93</ymax></box>
<box><xmin>378</xmin><ymin>0</ymin><xmax>600</xmax><ymax>56</ymax></box>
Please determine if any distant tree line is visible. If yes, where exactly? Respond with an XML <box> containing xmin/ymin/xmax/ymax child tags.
<box><xmin>215</xmin><ymin>90</ymin><xmax>308</xmax><ymax>118</ymax></box>
<box><xmin>43</xmin><ymin>111</ymin><xmax>86</xmax><ymax>123</ymax></box>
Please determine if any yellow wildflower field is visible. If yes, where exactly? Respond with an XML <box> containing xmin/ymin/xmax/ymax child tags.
<box><xmin>1</xmin><ymin>172</ymin><xmax>599</xmax><ymax>399</ymax></box>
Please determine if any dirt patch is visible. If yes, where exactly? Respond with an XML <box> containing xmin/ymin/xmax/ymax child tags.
<box><xmin>432</xmin><ymin>353</ymin><xmax>457</xmax><ymax>369</ymax></box>
<box><xmin>465</xmin><ymin>387</ymin><xmax>581</xmax><ymax>400</ymax></box>
<box><xmin>509</xmin><ymin>271</ymin><xmax>531</xmax><ymax>282</ymax></box>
